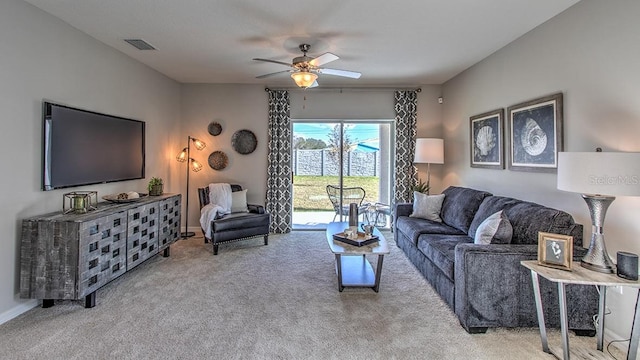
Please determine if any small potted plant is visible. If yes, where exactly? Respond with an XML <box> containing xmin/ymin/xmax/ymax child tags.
<box><xmin>413</xmin><ymin>178</ymin><xmax>430</xmax><ymax>194</ymax></box>
<box><xmin>148</xmin><ymin>177</ymin><xmax>164</xmax><ymax>196</ymax></box>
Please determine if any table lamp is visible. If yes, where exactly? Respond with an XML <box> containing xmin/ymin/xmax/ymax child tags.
<box><xmin>557</xmin><ymin>151</ymin><xmax>640</xmax><ymax>273</ymax></box>
<box><xmin>414</xmin><ymin>138</ymin><xmax>444</xmax><ymax>194</ymax></box>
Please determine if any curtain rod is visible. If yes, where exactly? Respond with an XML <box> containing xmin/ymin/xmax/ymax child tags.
<box><xmin>264</xmin><ymin>86</ymin><xmax>422</xmax><ymax>93</ymax></box>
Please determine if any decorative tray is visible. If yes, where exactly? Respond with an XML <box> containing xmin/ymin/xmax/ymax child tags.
<box><xmin>333</xmin><ymin>232</ymin><xmax>379</xmax><ymax>247</ymax></box>
<box><xmin>102</xmin><ymin>193</ymin><xmax>148</xmax><ymax>203</ymax></box>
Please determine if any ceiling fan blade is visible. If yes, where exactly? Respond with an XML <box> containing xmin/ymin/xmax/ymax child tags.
<box><xmin>318</xmin><ymin>68</ymin><xmax>362</xmax><ymax>79</ymax></box>
<box><xmin>309</xmin><ymin>52</ymin><xmax>339</xmax><ymax>67</ymax></box>
<box><xmin>308</xmin><ymin>80</ymin><xmax>319</xmax><ymax>88</ymax></box>
<box><xmin>256</xmin><ymin>70</ymin><xmax>290</xmax><ymax>79</ymax></box>
<box><xmin>253</xmin><ymin>58</ymin><xmax>293</xmax><ymax>67</ymax></box>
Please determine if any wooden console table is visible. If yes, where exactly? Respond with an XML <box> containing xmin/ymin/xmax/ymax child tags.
<box><xmin>521</xmin><ymin>260</ymin><xmax>640</xmax><ymax>360</ymax></box>
<box><xmin>20</xmin><ymin>194</ymin><xmax>181</xmax><ymax>308</ymax></box>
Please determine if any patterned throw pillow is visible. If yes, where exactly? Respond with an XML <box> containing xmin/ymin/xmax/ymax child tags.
<box><xmin>410</xmin><ymin>192</ymin><xmax>445</xmax><ymax>222</ymax></box>
<box><xmin>474</xmin><ymin>210</ymin><xmax>513</xmax><ymax>245</ymax></box>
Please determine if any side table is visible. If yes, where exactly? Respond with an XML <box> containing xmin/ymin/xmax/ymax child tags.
<box><xmin>521</xmin><ymin>260</ymin><xmax>640</xmax><ymax>360</ymax></box>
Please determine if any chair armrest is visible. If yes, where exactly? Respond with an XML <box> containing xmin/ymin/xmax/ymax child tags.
<box><xmin>248</xmin><ymin>204</ymin><xmax>265</xmax><ymax>214</ymax></box>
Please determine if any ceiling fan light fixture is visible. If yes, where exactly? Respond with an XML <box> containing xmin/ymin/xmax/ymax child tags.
<box><xmin>291</xmin><ymin>71</ymin><xmax>318</xmax><ymax>88</ymax></box>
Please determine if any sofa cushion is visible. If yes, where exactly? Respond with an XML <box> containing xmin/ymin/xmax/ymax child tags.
<box><xmin>396</xmin><ymin>216</ymin><xmax>466</xmax><ymax>245</ymax></box>
<box><xmin>410</xmin><ymin>192</ymin><xmax>445</xmax><ymax>222</ymax></box>
<box><xmin>416</xmin><ymin>234</ymin><xmax>472</xmax><ymax>281</ymax></box>
<box><xmin>440</xmin><ymin>186</ymin><xmax>492</xmax><ymax>234</ymax></box>
<box><xmin>468</xmin><ymin>196</ymin><xmax>521</xmax><ymax>238</ymax></box>
<box><xmin>473</xmin><ymin>210</ymin><xmax>513</xmax><ymax>245</ymax></box>
<box><xmin>469</xmin><ymin>195</ymin><xmax>580</xmax><ymax>245</ymax></box>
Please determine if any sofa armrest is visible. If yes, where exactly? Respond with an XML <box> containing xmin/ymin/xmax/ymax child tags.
<box><xmin>395</xmin><ymin>203</ymin><xmax>413</xmax><ymax>218</ymax></box>
<box><xmin>454</xmin><ymin>243</ymin><xmax>596</xmax><ymax>332</ymax></box>
<box><xmin>247</xmin><ymin>204</ymin><xmax>265</xmax><ymax>214</ymax></box>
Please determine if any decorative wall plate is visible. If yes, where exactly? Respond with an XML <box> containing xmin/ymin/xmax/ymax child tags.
<box><xmin>208</xmin><ymin>151</ymin><xmax>228</xmax><ymax>170</ymax></box>
<box><xmin>231</xmin><ymin>129</ymin><xmax>257</xmax><ymax>154</ymax></box>
<box><xmin>208</xmin><ymin>122</ymin><xmax>222</xmax><ymax>136</ymax></box>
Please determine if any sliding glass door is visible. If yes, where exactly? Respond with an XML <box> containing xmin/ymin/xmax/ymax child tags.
<box><xmin>291</xmin><ymin>120</ymin><xmax>393</xmax><ymax>230</ymax></box>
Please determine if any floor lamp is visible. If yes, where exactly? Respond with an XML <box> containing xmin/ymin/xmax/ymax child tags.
<box><xmin>176</xmin><ymin>136</ymin><xmax>206</xmax><ymax>238</ymax></box>
<box><xmin>557</xmin><ymin>151</ymin><xmax>640</xmax><ymax>273</ymax></box>
<box><xmin>414</xmin><ymin>138</ymin><xmax>444</xmax><ymax>195</ymax></box>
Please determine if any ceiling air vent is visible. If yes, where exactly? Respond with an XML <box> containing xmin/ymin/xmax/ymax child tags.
<box><xmin>124</xmin><ymin>39</ymin><xmax>156</xmax><ymax>51</ymax></box>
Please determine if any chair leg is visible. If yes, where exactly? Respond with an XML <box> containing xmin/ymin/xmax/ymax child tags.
<box><xmin>264</xmin><ymin>235</ymin><xmax>268</xmax><ymax>246</ymax></box>
<box><xmin>213</xmin><ymin>244</ymin><xmax>219</xmax><ymax>255</ymax></box>
<box><xmin>332</xmin><ymin>213</ymin><xmax>337</xmax><ymax>222</ymax></box>
<box><xmin>204</xmin><ymin>237</ymin><xmax>208</xmax><ymax>244</ymax></box>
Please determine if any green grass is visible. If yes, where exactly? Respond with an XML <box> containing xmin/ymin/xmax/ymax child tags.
<box><xmin>293</xmin><ymin>175</ymin><xmax>380</xmax><ymax>211</ymax></box>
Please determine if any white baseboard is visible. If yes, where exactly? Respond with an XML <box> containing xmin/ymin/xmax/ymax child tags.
<box><xmin>0</xmin><ymin>300</ymin><xmax>38</xmax><ymax>325</ymax></box>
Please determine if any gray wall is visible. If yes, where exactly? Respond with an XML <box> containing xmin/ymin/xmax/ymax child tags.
<box><xmin>442</xmin><ymin>0</ymin><xmax>640</xmax><ymax>340</ymax></box>
<box><xmin>0</xmin><ymin>0</ymin><xmax>181</xmax><ymax>322</ymax></box>
<box><xmin>293</xmin><ymin>149</ymin><xmax>380</xmax><ymax>177</ymax></box>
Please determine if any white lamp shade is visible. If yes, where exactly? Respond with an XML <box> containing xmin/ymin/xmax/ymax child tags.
<box><xmin>557</xmin><ymin>152</ymin><xmax>640</xmax><ymax>196</ymax></box>
<box><xmin>414</xmin><ymin>138</ymin><xmax>444</xmax><ymax>164</ymax></box>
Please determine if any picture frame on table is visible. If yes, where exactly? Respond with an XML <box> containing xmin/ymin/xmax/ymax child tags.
<box><xmin>507</xmin><ymin>93</ymin><xmax>563</xmax><ymax>172</ymax></box>
<box><xmin>537</xmin><ymin>232</ymin><xmax>573</xmax><ymax>271</ymax></box>
<box><xmin>470</xmin><ymin>109</ymin><xmax>504</xmax><ymax>169</ymax></box>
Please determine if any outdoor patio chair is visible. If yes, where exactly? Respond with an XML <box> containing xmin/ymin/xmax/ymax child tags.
<box><xmin>326</xmin><ymin>185</ymin><xmax>369</xmax><ymax>222</ymax></box>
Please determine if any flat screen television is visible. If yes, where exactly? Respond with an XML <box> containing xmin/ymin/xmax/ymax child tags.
<box><xmin>42</xmin><ymin>102</ymin><xmax>145</xmax><ymax>191</ymax></box>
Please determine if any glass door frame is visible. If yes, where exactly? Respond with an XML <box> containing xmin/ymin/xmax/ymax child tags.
<box><xmin>291</xmin><ymin>119</ymin><xmax>395</xmax><ymax>229</ymax></box>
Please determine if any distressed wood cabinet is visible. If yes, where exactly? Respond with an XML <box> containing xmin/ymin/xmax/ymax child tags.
<box><xmin>20</xmin><ymin>194</ymin><xmax>181</xmax><ymax>308</ymax></box>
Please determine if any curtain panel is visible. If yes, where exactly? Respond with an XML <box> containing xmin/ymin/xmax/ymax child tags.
<box><xmin>266</xmin><ymin>90</ymin><xmax>292</xmax><ymax>233</ymax></box>
<box><xmin>393</xmin><ymin>90</ymin><xmax>418</xmax><ymax>204</ymax></box>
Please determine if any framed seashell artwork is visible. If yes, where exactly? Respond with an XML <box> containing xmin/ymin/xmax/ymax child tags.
<box><xmin>470</xmin><ymin>109</ymin><xmax>504</xmax><ymax>169</ymax></box>
<box><xmin>507</xmin><ymin>93</ymin><xmax>563</xmax><ymax>172</ymax></box>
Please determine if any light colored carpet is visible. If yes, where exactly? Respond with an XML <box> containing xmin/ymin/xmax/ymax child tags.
<box><xmin>0</xmin><ymin>231</ymin><xmax>609</xmax><ymax>359</ymax></box>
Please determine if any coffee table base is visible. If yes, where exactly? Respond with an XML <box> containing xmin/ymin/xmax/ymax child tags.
<box><xmin>334</xmin><ymin>254</ymin><xmax>385</xmax><ymax>292</ymax></box>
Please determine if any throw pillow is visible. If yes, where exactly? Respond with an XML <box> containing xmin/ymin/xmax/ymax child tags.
<box><xmin>409</xmin><ymin>192</ymin><xmax>445</xmax><ymax>222</ymax></box>
<box><xmin>230</xmin><ymin>189</ymin><xmax>249</xmax><ymax>213</ymax></box>
<box><xmin>474</xmin><ymin>210</ymin><xmax>513</xmax><ymax>245</ymax></box>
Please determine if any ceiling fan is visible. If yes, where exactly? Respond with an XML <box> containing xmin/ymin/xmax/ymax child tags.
<box><xmin>253</xmin><ymin>44</ymin><xmax>361</xmax><ymax>88</ymax></box>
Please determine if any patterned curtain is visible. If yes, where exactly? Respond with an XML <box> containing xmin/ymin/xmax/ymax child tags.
<box><xmin>393</xmin><ymin>90</ymin><xmax>418</xmax><ymax>204</ymax></box>
<box><xmin>265</xmin><ymin>90</ymin><xmax>292</xmax><ymax>233</ymax></box>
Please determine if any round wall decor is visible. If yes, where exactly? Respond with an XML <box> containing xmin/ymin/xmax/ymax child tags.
<box><xmin>231</xmin><ymin>129</ymin><xmax>257</xmax><ymax>154</ymax></box>
<box><xmin>208</xmin><ymin>151</ymin><xmax>228</xmax><ymax>170</ymax></box>
<box><xmin>208</xmin><ymin>122</ymin><xmax>222</xmax><ymax>136</ymax></box>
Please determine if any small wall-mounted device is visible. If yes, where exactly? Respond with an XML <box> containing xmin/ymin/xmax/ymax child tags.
<box><xmin>437</xmin><ymin>97</ymin><xmax>444</xmax><ymax>104</ymax></box>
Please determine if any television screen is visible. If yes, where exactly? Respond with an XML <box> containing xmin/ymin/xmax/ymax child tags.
<box><xmin>43</xmin><ymin>102</ymin><xmax>145</xmax><ymax>191</ymax></box>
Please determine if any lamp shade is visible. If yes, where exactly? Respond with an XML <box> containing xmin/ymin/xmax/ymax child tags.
<box><xmin>557</xmin><ymin>152</ymin><xmax>640</xmax><ymax>197</ymax></box>
<box><xmin>414</xmin><ymin>138</ymin><xmax>444</xmax><ymax>164</ymax></box>
<box><xmin>291</xmin><ymin>71</ymin><xmax>318</xmax><ymax>88</ymax></box>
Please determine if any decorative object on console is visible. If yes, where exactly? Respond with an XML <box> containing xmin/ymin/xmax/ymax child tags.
<box><xmin>176</xmin><ymin>136</ymin><xmax>206</xmax><ymax>238</ymax></box>
<box><xmin>231</xmin><ymin>129</ymin><xmax>258</xmax><ymax>154</ymax></box>
<box><xmin>148</xmin><ymin>177</ymin><xmax>164</xmax><ymax>196</ymax></box>
<box><xmin>413</xmin><ymin>138</ymin><xmax>444</xmax><ymax>194</ymax></box>
<box><xmin>537</xmin><ymin>232</ymin><xmax>573</xmax><ymax>271</ymax></box>
<box><xmin>617</xmin><ymin>251</ymin><xmax>639</xmax><ymax>281</ymax></box>
<box><xmin>102</xmin><ymin>192</ymin><xmax>147</xmax><ymax>203</ymax></box>
<box><xmin>557</xmin><ymin>151</ymin><xmax>640</xmax><ymax>273</ymax></box>
<box><xmin>63</xmin><ymin>191</ymin><xmax>97</xmax><ymax>214</ymax></box>
<box><xmin>208</xmin><ymin>150</ymin><xmax>228</xmax><ymax>170</ymax></box>
<box><xmin>470</xmin><ymin>109</ymin><xmax>504</xmax><ymax>169</ymax></box>
<box><xmin>507</xmin><ymin>93</ymin><xmax>563</xmax><ymax>172</ymax></box>
<box><xmin>208</xmin><ymin>121</ymin><xmax>222</xmax><ymax>136</ymax></box>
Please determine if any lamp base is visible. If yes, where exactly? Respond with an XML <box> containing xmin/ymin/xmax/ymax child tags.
<box><xmin>181</xmin><ymin>231</ymin><xmax>196</xmax><ymax>238</ymax></box>
<box><xmin>581</xmin><ymin>259</ymin><xmax>615</xmax><ymax>274</ymax></box>
<box><xmin>580</xmin><ymin>194</ymin><xmax>616</xmax><ymax>274</ymax></box>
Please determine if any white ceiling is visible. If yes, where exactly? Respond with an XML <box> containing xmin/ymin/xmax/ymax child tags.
<box><xmin>23</xmin><ymin>0</ymin><xmax>580</xmax><ymax>87</ymax></box>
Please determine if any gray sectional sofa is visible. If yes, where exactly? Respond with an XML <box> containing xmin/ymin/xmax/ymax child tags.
<box><xmin>394</xmin><ymin>186</ymin><xmax>598</xmax><ymax>334</ymax></box>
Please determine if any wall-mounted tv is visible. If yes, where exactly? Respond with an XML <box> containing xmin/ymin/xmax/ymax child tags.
<box><xmin>42</xmin><ymin>102</ymin><xmax>145</xmax><ymax>191</ymax></box>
